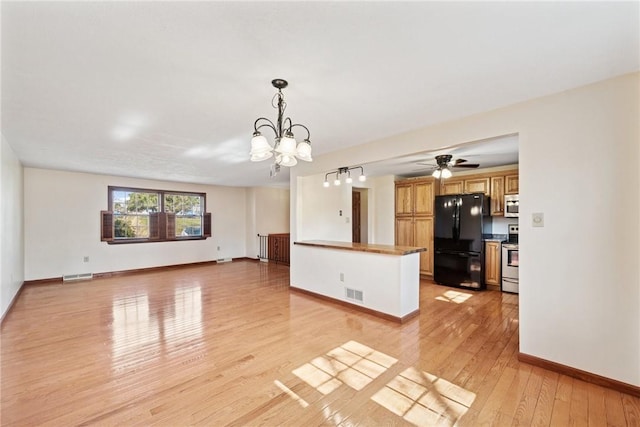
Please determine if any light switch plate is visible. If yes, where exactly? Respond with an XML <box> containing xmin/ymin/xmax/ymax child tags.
<box><xmin>532</xmin><ymin>212</ymin><xmax>544</xmax><ymax>227</ymax></box>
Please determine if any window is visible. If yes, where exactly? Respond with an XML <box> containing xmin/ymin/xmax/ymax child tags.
<box><xmin>101</xmin><ymin>186</ymin><xmax>211</xmax><ymax>243</ymax></box>
<box><xmin>164</xmin><ymin>193</ymin><xmax>204</xmax><ymax>238</ymax></box>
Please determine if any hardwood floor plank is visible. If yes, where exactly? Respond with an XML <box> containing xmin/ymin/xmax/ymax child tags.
<box><xmin>621</xmin><ymin>392</ymin><xmax>640</xmax><ymax>426</ymax></box>
<box><xmin>603</xmin><ymin>387</ymin><xmax>628</xmax><ymax>427</ymax></box>
<box><xmin>0</xmin><ymin>261</ymin><xmax>635</xmax><ymax>426</ymax></box>
<box><xmin>530</xmin><ymin>369</ymin><xmax>559</xmax><ymax>426</ymax></box>
<box><xmin>511</xmin><ymin>366</ymin><xmax>545</xmax><ymax>426</ymax></box>
<box><xmin>569</xmin><ymin>377</ymin><xmax>590</xmax><ymax>426</ymax></box>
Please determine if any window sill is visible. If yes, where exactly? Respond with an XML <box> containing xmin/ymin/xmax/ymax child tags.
<box><xmin>107</xmin><ymin>237</ymin><xmax>208</xmax><ymax>244</ymax></box>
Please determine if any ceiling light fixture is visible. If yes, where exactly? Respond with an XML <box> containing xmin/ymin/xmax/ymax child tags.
<box><xmin>323</xmin><ymin>166</ymin><xmax>366</xmax><ymax>187</ymax></box>
<box><xmin>432</xmin><ymin>154</ymin><xmax>454</xmax><ymax>179</ymax></box>
<box><xmin>250</xmin><ymin>79</ymin><xmax>312</xmax><ymax>177</ymax></box>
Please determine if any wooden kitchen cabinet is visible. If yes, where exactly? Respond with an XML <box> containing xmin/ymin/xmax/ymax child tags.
<box><xmin>415</xmin><ymin>217</ymin><xmax>433</xmax><ymax>276</ymax></box>
<box><xmin>440</xmin><ymin>180</ymin><xmax>464</xmax><ymax>195</ymax></box>
<box><xmin>395</xmin><ymin>178</ymin><xmax>435</xmax><ymax>277</ymax></box>
<box><xmin>490</xmin><ymin>176</ymin><xmax>505</xmax><ymax>216</ymax></box>
<box><xmin>464</xmin><ymin>177</ymin><xmax>490</xmax><ymax>195</ymax></box>
<box><xmin>395</xmin><ymin>216</ymin><xmax>433</xmax><ymax>276</ymax></box>
<box><xmin>395</xmin><ymin>183</ymin><xmax>413</xmax><ymax>216</ymax></box>
<box><xmin>395</xmin><ymin>179</ymin><xmax>434</xmax><ymax>216</ymax></box>
<box><xmin>505</xmin><ymin>174</ymin><xmax>519</xmax><ymax>194</ymax></box>
<box><xmin>414</xmin><ymin>181</ymin><xmax>434</xmax><ymax>216</ymax></box>
<box><xmin>485</xmin><ymin>241</ymin><xmax>501</xmax><ymax>287</ymax></box>
<box><xmin>395</xmin><ymin>217</ymin><xmax>414</xmax><ymax>247</ymax></box>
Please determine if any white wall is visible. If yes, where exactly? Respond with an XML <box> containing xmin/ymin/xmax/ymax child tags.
<box><xmin>297</xmin><ymin>173</ymin><xmax>352</xmax><ymax>242</ymax></box>
<box><xmin>245</xmin><ymin>186</ymin><xmax>290</xmax><ymax>259</ymax></box>
<box><xmin>296</xmin><ymin>172</ymin><xmax>394</xmax><ymax>244</ymax></box>
<box><xmin>291</xmin><ymin>73</ymin><xmax>640</xmax><ymax>386</ymax></box>
<box><xmin>371</xmin><ymin>175</ymin><xmax>396</xmax><ymax>245</ymax></box>
<box><xmin>24</xmin><ymin>168</ymin><xmax>248</xmax><ymax>280</ymax></box>
<box><xmin>1</xmin><ymin>137</ymin><xmax>25</xmax><ymax>318</ymax></box>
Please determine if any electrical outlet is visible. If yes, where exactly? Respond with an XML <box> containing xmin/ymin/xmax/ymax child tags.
<box><xmin>83</xmin><ymin>256</ymin><xmax>90</xmax><ymax>263</ymax></box>
<box><xmin>340</xmin><ymin>273</ymin><xmax>344</xmax><ymax>282</ymax></box>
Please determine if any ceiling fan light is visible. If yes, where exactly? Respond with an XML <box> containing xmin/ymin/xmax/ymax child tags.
<box><xmin>441</xmin><ymin>168</ymin><xmax>452</xmax><ymax>179</ymax></box>
<box><xmin>296</xmin><ymin>140</ymin><xmax>313</xmax><ymax>161</ymax></box>
<box><xmin>432</xmin><ymin>169</ymin><xmax>442</xmax><ymax>179</ymax></box>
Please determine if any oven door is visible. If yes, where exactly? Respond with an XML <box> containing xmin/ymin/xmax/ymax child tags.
<box><xmin>502</xmin><ymin>245</ymin><xmax>519</xmax><ymax>279</ymax></box>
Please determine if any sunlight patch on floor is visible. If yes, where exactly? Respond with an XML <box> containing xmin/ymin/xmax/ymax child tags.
<box><xmin>291</xmin><ymin>340</ymin><xmax>398</xmax><ymax>395</ymax></box>
<box><xmin>274</xmin><ymin>380</ymin><xmax>309</xmax><ymax>408</ymax></box>
<box><xmin>371</xmin><ymin>367</ymin><xmax>476</xmax><ymax>426</ymax></box>
<box><xmin>435</xmin><ymin>290</ymin><xmax>472</xmax><ymax>304</ymax></box>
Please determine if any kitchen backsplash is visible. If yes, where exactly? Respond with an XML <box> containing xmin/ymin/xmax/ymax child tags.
<box><xmin>491</xmin><ymin>216</ymin><xmax>518</xmax><ymax>234</ymax></box>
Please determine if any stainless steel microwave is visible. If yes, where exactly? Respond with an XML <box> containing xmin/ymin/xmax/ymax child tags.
<box><xmin>505</xmin><ymin>194</ymin><xmax>519</xmax><ymax>217</ymax></box>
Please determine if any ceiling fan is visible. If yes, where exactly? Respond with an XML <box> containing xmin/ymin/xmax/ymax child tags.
<box><xmin>417</xmin><ymin>154</ymin><xmax>480</xmax><ymax>179</ymax></box>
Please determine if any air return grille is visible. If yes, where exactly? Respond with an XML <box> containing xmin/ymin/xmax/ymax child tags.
<box><xmin>63</xmin><ymin>273</ymin><xmax>93</xmax><ymax>282</ymax></box>
<box><xmin>345</xmin><ymin>287</ymin><xmax>364</xmax><ymax>303</ymax></box>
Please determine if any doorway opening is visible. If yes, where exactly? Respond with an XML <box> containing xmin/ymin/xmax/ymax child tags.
<box><xmin>352</xmin><ymin>188</ymin><xmax>368</xmax><ymax>243</ymax></box>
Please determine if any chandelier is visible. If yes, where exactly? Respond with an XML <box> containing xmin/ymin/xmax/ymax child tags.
<box><xmin>323</xmin><ymin>166</ymin><xmax>366</xmax><ymax>187</ymax></box>
<box><xmin>249</xmin><ymin>79</ymin><xmax>312</xmax><ymax>176</ymax></box>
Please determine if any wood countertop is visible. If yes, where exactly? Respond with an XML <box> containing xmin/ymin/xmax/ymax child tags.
<box><xmin>294</xmin><ymin>240</ymin><xmax>426</xmax><ymax>256</ymax></box>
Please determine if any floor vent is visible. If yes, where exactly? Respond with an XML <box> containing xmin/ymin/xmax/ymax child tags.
<box><xmin>345</xmin><ymin>287</ymin><xmax>364</xmax><ymax>303</ymax></box>
<box><xmin>63</xmin><ymin>273</ymin><xmax>93</xmax><ymax>282</ymax></box>
<box><xmin>216</xmin><ymin>258</ymin><xmax>232</xmax><ymax>263</ymax></box>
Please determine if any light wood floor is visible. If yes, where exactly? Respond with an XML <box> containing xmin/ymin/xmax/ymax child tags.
<box><xmin>1</xmin><ymin>261</ymin><xmax>638</xmax><ymax>426</ymax></box>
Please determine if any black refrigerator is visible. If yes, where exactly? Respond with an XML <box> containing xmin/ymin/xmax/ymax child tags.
<box><xmin>434</xmin><ymin>193</ymin><xmax>491</xmax><ymax>290</ymax></box>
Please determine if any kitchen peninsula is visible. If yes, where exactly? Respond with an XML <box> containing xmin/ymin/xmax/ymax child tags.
<box><xmin>291</xmin><ymin>240</ymin><xmax>426</xmax><ymax>323</ymax></box>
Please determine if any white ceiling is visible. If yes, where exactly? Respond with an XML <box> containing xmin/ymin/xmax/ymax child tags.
<box><xmin>2</xmin><ymin>2</ymin><xmax>638</xmax><ymax>187</ymax></box>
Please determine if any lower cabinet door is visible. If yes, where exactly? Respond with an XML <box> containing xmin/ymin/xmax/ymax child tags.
<box><xmin>414</xmin><ymin>217</ymin><xmax>433</xmax><ymax>276</ymax></box>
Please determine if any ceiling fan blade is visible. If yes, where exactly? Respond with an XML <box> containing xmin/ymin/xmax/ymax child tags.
<box><xmin>453</xmin><ymin>163</ymin><xmax>480</xmax><ymax>168</ymax></box>
<box><xmin>452</xmin><ymin>158</ymin><xmax>468</xmax><ymax>165</ymax></box>
<box><xmin>416</xmin><ymin>162</ymin><xmax>436</xmax><ymax>166</ymax></box>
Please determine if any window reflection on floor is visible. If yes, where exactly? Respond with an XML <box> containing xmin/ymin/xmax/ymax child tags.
<box><xmin>435</xmin><ymin>290</ymin><xmax>472</xmax><ymax>304</ymax></box>
<box><xmin>111</xmin><ymin>294</ymin><xmax>159</xmax><ymax>360</ymax></box>
<box><xmin>111</xmin><ymin>286</ymin><xmax>203</xmax><ymax>366</ymax></box>
<box><xmin>164</xmin><ymin>286</ymin><xmax>203</xmax><ymax>343</ymax></box>
<box><xmin>371</xmin><ymin>367</ymin><xmax>475</xmax><ymax>426</ymax></box>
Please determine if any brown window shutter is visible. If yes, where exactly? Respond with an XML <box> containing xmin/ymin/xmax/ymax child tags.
<box><xmin>166</xmin><ymin>213</ymin><xmax>176</xmax><ymax>240</ymax></box>
<box><xmin>101</xmin><ymin>211</ymin><xmax>114</xmax><ymax>242</ymax></box>
<box><xmin>203</xmin><ymin>212</ymin><xmax>212</xmax><ymax>237</ymax></box>
<box><xmin>149</xmin><ymin>213</ymin><xmax>160</xmax><ymax>240</ymax></box>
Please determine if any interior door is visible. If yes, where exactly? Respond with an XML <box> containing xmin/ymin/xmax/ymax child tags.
<box><xmin>352</xmin><ymin>190</ymin><xmax>361</xmax><ymax>243</ymax></box>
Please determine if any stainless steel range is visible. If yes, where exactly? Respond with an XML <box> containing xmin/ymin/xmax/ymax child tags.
<box><xmin>502</xmin><ymin>224</ymin><xmax>519</xmax><ymax>293</ymax></box>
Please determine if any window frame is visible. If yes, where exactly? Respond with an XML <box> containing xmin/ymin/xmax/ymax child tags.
<box><xmin>103</xmin><ymin>186</ymin><xmax>210</xmax><ymax>244</ymax></box>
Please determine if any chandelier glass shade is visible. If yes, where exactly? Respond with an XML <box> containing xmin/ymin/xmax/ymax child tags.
<box><xmin>250</xmin><ymin>79</ymin><xmax>312</xmax><ymax>173</ymax></box>
<box><xmin>323</xmin><ymin>166</ymin><xmax>366</xmax><ymax>187</ymax></box>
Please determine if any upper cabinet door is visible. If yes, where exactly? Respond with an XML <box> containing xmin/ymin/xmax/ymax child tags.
<box><xmin>395</xmin><ymin>183</ymin><xmax>413</xmax><ymax>216</ymax></box>
<box><xmin>464</xmin><ymin>177</ymin><xmax>491</xmax><ymax>195</ymax></box>
<box><xmin>490</xmin><ymin>176</ymin><xmax>505</xmax><ymax>216</ymax></box>
<box><xmin>413</xmin><ymin>181</ymin><xmax>434</xmax><ymax>216</ymax></box>
<box><xmin>505</xmin><ymin>174</ymin><xmax>519</xmax><ymax>194</ymax></box>
<box><xmin>440</xmin><ymin>180</ymin><xmax>464</xmax><ymax>195</ymax></box>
